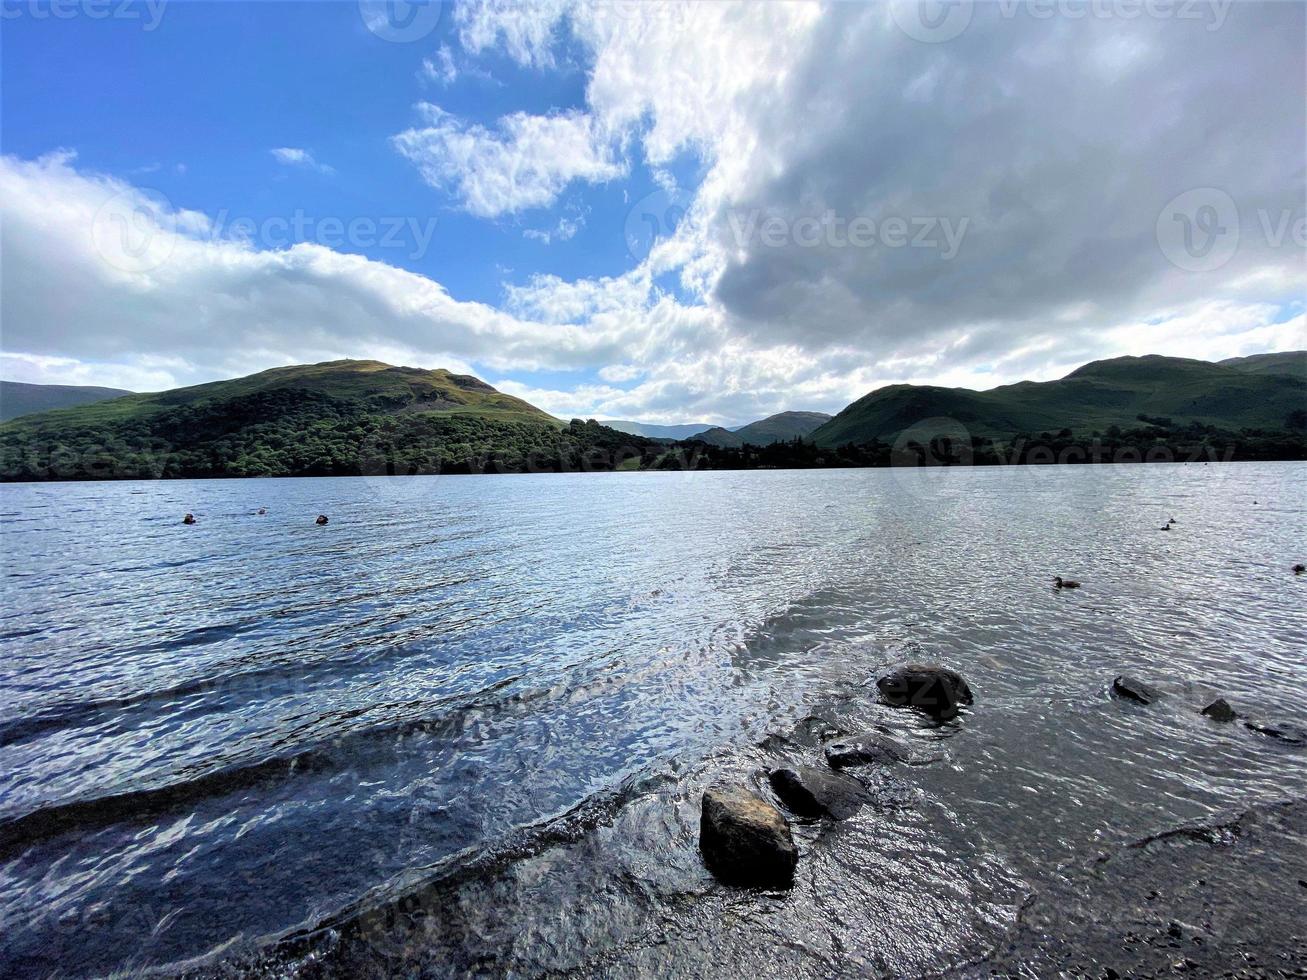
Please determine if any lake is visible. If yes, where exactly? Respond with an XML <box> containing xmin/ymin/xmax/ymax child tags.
<box><xmin>2</xmin><ymin>463</ymin><xmax>1305</xmax><ymax>977</ymax></box>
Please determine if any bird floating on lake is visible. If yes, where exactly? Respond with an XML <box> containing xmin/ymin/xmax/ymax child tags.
<box><xmin>315</xmin><ymin>514</ymin><xmax>329</xmax><ymax>525</ymax></box>
<box><xmin>1054</xmin><ymin>576</ymin><xmax>1081</xmax><ymax>589</ymax></box>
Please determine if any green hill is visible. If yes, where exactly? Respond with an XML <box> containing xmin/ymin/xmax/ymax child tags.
<box><xmin>694</xmin><ymin>411</ymin><xmax>833</xmax><ymax>447</ymax></box>
<box><xmin>810</xmin><ymin>355</ymin><xmax>1307</xmax><ymax>447</ymax></box>
<box><xmin>0</xmin><ymin>381</ymin><xmax>134</xmax><ymax>422</ymax></box>
<box><xmin>1218</xmin><ymin>350</ymin><xmax>1306</xmax><ymax>378</ymax></box>
<box><xmin>0</xmin><ymin>360</ymin><xmax>663</xmax><ymax>481</ymax></box>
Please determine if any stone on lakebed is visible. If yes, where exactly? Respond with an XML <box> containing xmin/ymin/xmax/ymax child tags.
<box><xmin>823</xmin><ymin>731</ymin><xmax>912</xmax><ymax>768</ymax></box>
<box><xmin>768</xmin><ymin>765</ymin><xmax>868</xmax><ymax>819</ymax></box>
<box><xmin>699</xmin><ymin>784</ymin><xmax>798</xmax><ymax>888</ymax></box>
<box><xmin>876</xmin><ymin>663</ymin><xmax>974</xmax><ymax>721</ymax></box>
<box><xmin>1112</xmin><ymin>675</ymin><xmax>1162</xmax><ymax>705</ymax></box>
<box><xmin>1201</xmin><ymin>698</ymin><xmax>1237</xmax><ymax>722</ymax></box>
<box><xmin>1245</xmin><ymin>720</ymin><xmax>1307</xmax><ymax>746</ymax></box>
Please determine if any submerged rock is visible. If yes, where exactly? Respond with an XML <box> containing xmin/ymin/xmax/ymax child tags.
<box><xmin>823</xmin><ymin>731</ymin><xmax>911</xmax><ymax>768</ymax></box>
<box><xmin>1201</xmin><ymin>698</ymin><xmax>1238</xmax><ymax>723</ymax></box>
<box><xmin>1112</xmin><ymin>675</ymin><xmax>1162</xmax><ymax>705</ymax></box>
<box><xmin>768</xmin><ymin>765</ymin><xmax>867</xmax><ymax>819</ymax></box>
<box><xmin>699</xmin><ymin>785</ymin><xmax>797</xmax><ymax>888</ymax></box>
<box><xmin>1245</xmin><ymin>720</ymin><xmax>1307</xmax><ymax>746</ymax></box>
<box><xmin>824</xmin><ymin>731</ymin><xmax>944</xmax><ymax>769</ymax></box>
<box><xmin>791</xmin><ymin>714</ymin><xmax>847</xmax><ymax>747</ymax></box>
<box><xmin>876</xmin><ymin>663</ymin><xmax>974</xmax><ymax>721</ymax></box>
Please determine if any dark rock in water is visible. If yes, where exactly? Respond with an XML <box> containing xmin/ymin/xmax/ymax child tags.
<box><xmin>1245</xmin><ymin>720</ymin><xmax>1307</xmax><ymax>746</ymax></box>
<box><xmin>791</xmin><ymin>714</ymin><xmax>846</xmax><ymax>747</ymax></box>
<box><xmin>1201</xmin><ymin>698</ymin><xmax>1237</xmax><ymax>722</ymax></box>
<box><xmin>768</xmin><ymin>765</ymin><xmax>867</xmax><ymax>819</ymax></box>
<box><xmin>1112</xmin><ymin>675</ymin><xmax>1162</xmax><ymax>705</ymax></box>
<box><xmin>876</xmin><ymin>663</ymin><xmax>974</xmax><ymax>720</ymax></box>
<box><xmin>756</xmin><ymin>733</ymin><xmax>792</xmax><ymax>754</ymax></box>
<box><xmin>699</xmin><ymin>785</ymin><xmax>797</xmax><ymax>888</ymax></box>
<box><xmin>824</xmin><ymin>731</ymin><xmax>911</xmax><ymax>768</ymax></box>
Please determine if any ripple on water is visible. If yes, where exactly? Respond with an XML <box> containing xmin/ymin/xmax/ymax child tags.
<box><xmin>0</xmin><ymin>464</ymin><xmax>1304</xmax><ymax>976</ymax></box>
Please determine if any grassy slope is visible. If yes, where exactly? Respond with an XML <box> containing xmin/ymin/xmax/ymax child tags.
<box><xmin>811</xmin><ymin>355</ymin><xmax>1307</xmax><ymax>446</ymax></box>
<box><xmin>1218</xmin><ymin>350</ymin><xmax>1306</xmax><ymax>378</ymax></box>
<box><xmin>0</xmin><ymin>360</ymin><xmax>599</xmax><ymax>480</ymax></box>
<box><xmin>2</xmin><ymin>360</ymin><xmax>556</xmax><ymax>431</ymax></box>
<box><xmin>0</xmin><ymin>382</ymin><xmax>134</xmax><ymax>423</ymax></box>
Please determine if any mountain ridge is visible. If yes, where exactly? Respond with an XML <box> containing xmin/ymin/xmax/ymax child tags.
<box><xmin>693</xmin><ymin>411</ymin><xmax>834</xmax><ymax>448</ymax></box>
<box><xmin>599</xmin><ymin>420</ymin><xmax>716</xmax><ymax>440</ymax></box>
<box><xmin>4</xmin><ymin>351</ymin><xmax>1304</xmax><ymax>481</ymax></box>
<box><xmin>810</xmin><ymin>354</ymin><xmax>1306</xmax><ymax>447</ymax></box>
<box><xmin>0</xmin><ymin>360</ymin><xmax>650</xmax><ymax>481</ymax></box>
<box><xmin>0</xmin><ymin>381</ymin><xmax>135</xmax><ymax>423</ymax></box>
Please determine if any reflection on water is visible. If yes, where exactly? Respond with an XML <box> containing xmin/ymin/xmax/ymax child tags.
<box><xmin>1</xmin><ymin>463</ymin><xmax>1304</xmax><ymax>976</ymax></box>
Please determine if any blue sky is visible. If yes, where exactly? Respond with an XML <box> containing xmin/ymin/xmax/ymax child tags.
<box><xmin>5</xmin><ymin>4</ymin><xmax>647</xmax><ymax>307</ymax></box>
<box><xmin>1</xmin><ymin>1</ymin><xmax>1302</xmax><ymax>422</ymax></box>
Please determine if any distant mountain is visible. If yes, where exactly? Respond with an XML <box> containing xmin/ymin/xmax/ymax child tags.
<box><xmin>601</xmin><ymin>420</ymin><xmax>716</xmax><ymax>440</ymax></box>
<box><xmin>0</xmin><ymin>360</ymin><xmax>663</xmax><ymax>481</ymax></box>
<box><xmin>0</xmin><ymin>381</ymin><xmax>133</xmax><ymax>422</ymax></box>
<box><xmin>694</xmin><ymin>411</ymin><xmax>833</xmax><ymax>447</ymax></box>
<box><xmin>1218</xmin><ymin>350</ymin><xmax>1306</xmax><ymax>378</ymax></box>
<box><xmin>811</xmin><ymin>355</ymin><xmax>1307</xmax><ymax>447</ymax></box>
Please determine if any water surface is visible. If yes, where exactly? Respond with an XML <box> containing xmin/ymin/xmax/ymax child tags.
<box><xmin>1</xmin><ymin>463</ymin><xmax>1304</xmax><ymax>976</ymax></box>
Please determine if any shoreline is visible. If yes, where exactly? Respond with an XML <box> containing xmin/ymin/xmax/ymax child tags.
<box><xmin>2</xmin><ymin>454</ymin><xmax>1306</xmax><ymax>486</ymax></box>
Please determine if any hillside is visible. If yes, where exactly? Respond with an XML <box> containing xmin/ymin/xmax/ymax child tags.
<box><xmin>0</xmin><ymin>381</ymin><xmax>134</xmax><ymax>422</ymax></box>
<box><xmin>810</xmin><ymin>355</ymin><xmax>1307</xmax><ymax>447</ymax></box>
<box><xmin>601</xmin><ymin>420</ymin><xmax>715</xmax><ymax>440</ymax></box>
<box><xmin>1218</xmin><ymin>350</ymin><xmax>1306</xmax><ymax>378</ymax></box>
<box><xmin>694</xmin><ymin>411</ymin><xmax>833</xmax><ymax>447</ymax></box>
<box><xmin>0</xmin><ymin>360</ymin><xmax>665</xmax><ymax>481</ymax></box>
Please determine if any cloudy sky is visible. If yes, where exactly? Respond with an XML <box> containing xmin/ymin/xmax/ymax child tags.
<box><xmin>2</xmin><ymin>0</ymin><xmax>1303</xmax><ymax>424</ymax></box>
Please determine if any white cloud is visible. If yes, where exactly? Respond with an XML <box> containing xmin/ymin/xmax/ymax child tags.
<box><xmin>598</xmin><ymin>363</ymin><xmax>642</xmax><ymax>383</ymax></box>
<box><xmin>270</xmin><ymin>147</ymin><xmax>335</xmax><ymax>175</ymax></box>
<box><xmin>420</xmin><ymin>45</ymin><xmax>459</xmax><ymax>85</ymax></box>
<box><xmin>0</xmin><ymin>152</ymin><xmax>626</xmax><ymax>389</ymax></box>
<box><xmin>393</xmin><ymin>104</ymin><xmax>624</xmax><ymax>217</ymax></box>
<box><xmin>523</xmin><ymin>214</ymin><xmax>583</xmax><ymax>245</ymax></box>
<box><xmin>4</xmin><ymin>4</ymin><xmax>1304</xmax><ymax>426</ymax></box>
<box><xmin>437</xmin><ymin>0</ymin><xmax>1306</xmax><ymax>416</ymax></box>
